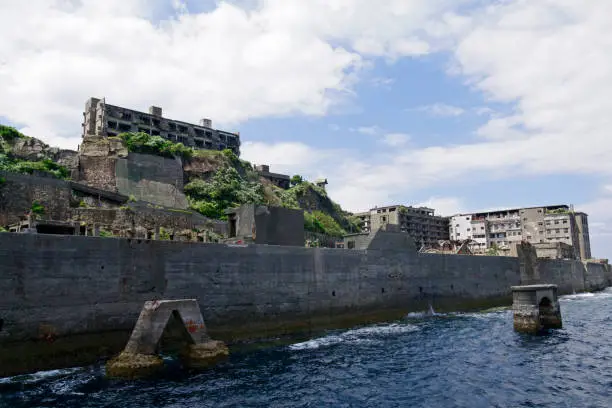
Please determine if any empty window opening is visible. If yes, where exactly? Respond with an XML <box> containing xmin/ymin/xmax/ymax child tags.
<box><xmin>229</xmin><ymin>218</ymin><xmax>237</xmax><ymax>238</ymax></box>
<box><xmin>36</xmin><ymin>224</ymin><xmax>75</xmax><ymax>235</ymax></box>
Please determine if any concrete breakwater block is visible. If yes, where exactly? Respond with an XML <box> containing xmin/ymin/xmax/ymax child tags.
<box><xmin>106</xmin><ymin>299</ymin><xmax>228</xmax><ymax>379</ymax></box>
<box><xmin>511</xmin><ymin>284</ymin><xmax>563</xmax><ymax>334</ymax></box>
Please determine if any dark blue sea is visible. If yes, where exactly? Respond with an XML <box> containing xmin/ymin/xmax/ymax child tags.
<box><xmin>2</xmin><ymin>288</ymin><xmax>611</xmax><ymax>408</ymax></box>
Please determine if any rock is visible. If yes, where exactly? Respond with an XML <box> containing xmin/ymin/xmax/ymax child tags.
<box><xmin>80</xmin><ymin>135</ymin><xmax>128</xmax><ymax>158</ymax></box>
<box><xmin>10</xmin><ymin>137</ymin><xmax>49</xmax><ymax>161</ymax></box>
<box><xmin>105</xmin><ymin>352</ymin><xmax>164</xmax><ymax>379</ymax></box>
<box><xmin>180</xmin><ymin>340</ymin><xmax>229</xmax><ymax>369</ymax></box>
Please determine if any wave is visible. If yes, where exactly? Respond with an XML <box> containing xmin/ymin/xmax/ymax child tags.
<box><xmin>289</xmin><ymin>323</ymin><xmax>419</xmax><ymax>351</ymax></box>
<box><xmin>0</xmin><ymin>367</ymin><xmax>82</xmax><ymax>385</ymax></box>
<box><xmin>561</xmin><ymin>288</ymin><xmax>612</xmax><ymax>301</ymax></box>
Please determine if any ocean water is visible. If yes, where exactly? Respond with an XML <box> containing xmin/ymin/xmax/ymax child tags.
<box><xmin>2</xmin><ymin>288</ymin><xmax>611</xmax><ymax>408</ymax></box>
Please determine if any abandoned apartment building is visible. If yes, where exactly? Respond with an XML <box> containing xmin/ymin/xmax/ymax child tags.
<box><xmin>354</xmin><ymin>205</ymin><xmax>450</xmax><ymax>248</ymax></box>
<box><xmin>449</xmin><ymin>205</ymin><xmax>591</xmax><ymax>260</ymax></box>
<box><xmin>83</xmin><ymin>97</ymin><xmax>241</xmax><ymax>156</ymax></box>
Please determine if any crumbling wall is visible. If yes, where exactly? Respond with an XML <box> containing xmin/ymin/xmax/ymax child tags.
<box><xmin>72</xmin><ymin>204</ymin><xmax>226</xmax><ymax>236</ymax></box>
<box><xmin>0</xmin><ymin>172</ymin><xmax>74</xmax><ymax>226</ymax></box>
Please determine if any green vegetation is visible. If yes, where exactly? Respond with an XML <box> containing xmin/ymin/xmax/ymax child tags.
<box><xmin>0</xmin><ymin>125</ymin><xmax>69</xmax><ymax>179</ymax></box>
<box><xmin>128</xmin><ymin>194</ymin><xmax>137</xmax><ymax>203</ymax></box>
<box><xmin>0</xmin><ymin>175</ymin><xmax>5</xmax><ymax>185</ymax></box>
<box><xmin>185</xmin><ymin>167</ymin><xmax>264</xmax><ymax>219</ymax></box>
<box><xmin>304</xmin><ymin>210</ymin><xmax>346</xmax><ymax>237</ymax></box>
<box><xmin>0</xmin><ymin>155</ymin><xmax>69</xmax><ymax>179</ymax></box>
<box><xmin>486</xmin><ymin>244</ymin><xmax>500</xmax><ymax>256</ymax></box>
<box><xmin>98</xmin><ymin>229</ymin><xmax>114</xmax><ymax>238</ymax></box>
<box><xmin>118</xmin><ymin>132</ymin><xmax>193</xmax><ymax>159</ymax></box>
<box><xmin>0</xmin><ymin>124</ymin><xmax>22</xmax><ymax>142</ymax></box>
<box><xmin>31</xmin><ymin>201</ymin><xmax>45</xmax><ymax>215</ymax></box>
<box><xmin>159</xmin><ymin>227</ymin><xmax>171</xmax><ymax>240</ymax></box>
<box><xmin>0</xmin><ymin>226</ymin><xmax>7</xmax><ymax>232</ymax></box>
<box><xmin>290</xmin><ymin>175</ymin><xmax>303</xmax><ymax>186</ymax></box>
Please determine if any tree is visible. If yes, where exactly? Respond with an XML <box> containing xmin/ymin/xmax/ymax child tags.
<box><xmin>290</xmin><ymin>175</ymin><xmax>303</xmax><ymax>186</ymax></box>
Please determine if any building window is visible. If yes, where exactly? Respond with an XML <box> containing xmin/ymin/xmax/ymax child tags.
<box><xmin>107</xmin><ymin>120</ymin><xmax>117</xmax><ymax>129</ymax></box>
<box><xmin>205</xmin><ymin>131</ymin><xmax>213</xmax><ymax>138</ymax></box>
<box><xmin>555</xmin><ymin>229</ymin><xmax>560</xmax><ymax>233</ymax></box>
<box><xmin>118</xmin><ymin>123</ymin><xmax>131</xmax><ymax>132</ymax></box>
<box><xmin>564</xmin><ymin>228</ymin><xmax>569</xmax><ymax>233</ymax></box>
<box><xmin>178</xmin><ymin>125</ymin><xmax>188</xmax><ymax>133</ymax></box>
<box><xmin>554</xmin><ymin>220</ymin><xmax>559</xmax><ymax>225</ymax></box>
<box><xmin>467</xmin><ymin>228</ymin><xmax>471</xmax><ymax>231</ymax></box>
<box><xmin>382</xmin><ymin>216</ymin><xmax>387</xmax><ymax>222</ymax></box>
<box><xmin>563</xmin><ymin>220</ymin><xmax>568</xmax><ymax>224</ymax></box>
<box><xmin>347</xmin><ymin>241</ymin><xmax>355</xmax><ymax>249</ymax></box>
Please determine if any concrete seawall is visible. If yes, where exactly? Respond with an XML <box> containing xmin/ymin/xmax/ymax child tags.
<box><xmin>0</xmin><ymin>232</ymin><xmax>610</xmax><ymax>376</ymax></box>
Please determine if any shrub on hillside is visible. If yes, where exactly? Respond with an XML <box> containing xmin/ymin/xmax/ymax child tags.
<box><xmin>118</xmin><ymin>132</ymin><xmax>193</xmax><ymax>159</ymax></box>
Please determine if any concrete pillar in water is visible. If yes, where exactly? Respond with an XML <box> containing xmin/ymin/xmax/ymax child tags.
<box><xmin>106</xmin><ymin>299</ymin><xmax>229</xmax><ymax>379</ymax></box>
<box><xmin>511</xmin><ymin>284</ymin><xmax>562</xmax><ymax>334</ymax></box>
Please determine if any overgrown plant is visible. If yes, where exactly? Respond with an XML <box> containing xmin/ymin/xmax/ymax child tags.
<box><xmin>118</xmin><ymin>132</ymin><xmax>193</xmax><ymax>159</ymax></box>
<box><xmin>185</xmin><ymin>166</ymin><xmax>264</xmax><ymax>219</ymax></box>
<box><xmin>30</xmin><ymin>201</ymin><xmax>45</xmax><ymax>215</ymax></box>
<box><xmin>0</xmin><ymin>124</ymin><xmax>22</xmax><ymax>141</ymax></box>
<box><xmin>0</xmin><ymin>156</ymin><xmax>69</xmax><ymax>179</ymax></box>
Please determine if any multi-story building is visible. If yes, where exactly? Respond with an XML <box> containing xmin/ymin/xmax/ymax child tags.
<box><xmin>449</xmin><ymin>205</ymin><xmax>592</xmax><ymax>260</ymax></box>
<box><xmin>355</xmin><ymin>205</ymin><xmax>450</xmax><ymax>247</ymax></box>
<box><xmin>82</xmin><ymin>97</ymin><xmax>241</xmax><ymax>156</ymax></box>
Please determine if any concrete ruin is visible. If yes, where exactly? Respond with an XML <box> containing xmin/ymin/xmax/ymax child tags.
<box><xmin>511</xmin><ymin>284</ymin><xmax>563</xmax><ymax>334</ymax></box>
<box><xmin>106</xmin><ymin>299</ymin><xmax>228</xmax><ymax>379</ymax></box>
<box><xmin>225</xmin><ymin>204</ymin><xmax>304</xmax><ymax>246</ymax></box>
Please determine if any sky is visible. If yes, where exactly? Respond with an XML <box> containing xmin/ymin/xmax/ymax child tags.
<box><xmin>1</xmin><ymin>0</ymin><xmax>611</xmax><ymax>258</ymax></box>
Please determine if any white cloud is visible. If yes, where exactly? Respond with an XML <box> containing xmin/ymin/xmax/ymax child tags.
<box><xmin>473</xmin><ymin>106</ymin><xmax>495</xmax><ymax>116</ymax></box>
<box><xmin>3</xmin><ymin>0</ymin><xmax>612</xmax><ymax>256</ymax></box>
<box><xmin>0</xmin><ymin>0</ymin><xmax>467</xmax><ymax>149</ymax></box>
<box><xmin>370</xmin><ymin>77</ymin><xmax>396</xmax><ymax>87</ymax></box>
<box><xmin>351</xmin><ymin>126</ymin><xmax>381</xmax><ymax>135</ymax></box>
<box><xmin>412</xmin><ymin>103</ymin><xmax>465</xmax><ymax>117</ymax></box>
<box><xmin>415</xmin><ymin>196</ymin><xmax>465</xmax><ymax>216</ymax></box>
<box><xmin>382</xmin><ymin>133</ymin><xmax>410</xmax><ymax>147</ymax></box>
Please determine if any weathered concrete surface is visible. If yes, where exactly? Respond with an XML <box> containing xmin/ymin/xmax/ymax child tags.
<box><xmin>0</xmin><ymin>232</ymin><xmax>609</xmax><ymax>377</ymax></box>
<box><xmin>115</xmin><ymin>153</ymin><xmax>188</xmax><ymax>209</ymax></box>
<box><xmin>512</xmin><ymin>284</ymin><xmax>562</xmax><ymax>334</ymax></box>
<box><xmin>106</xmin><ymin>299</ymin><xmax>228</xmax><ymax>378</ymax></box>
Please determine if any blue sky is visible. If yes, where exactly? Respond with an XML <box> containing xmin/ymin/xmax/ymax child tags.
<box><xmin>1</xmin><ymin>0</ymin><xmax>611</xmax><ymax>258</ymax></box>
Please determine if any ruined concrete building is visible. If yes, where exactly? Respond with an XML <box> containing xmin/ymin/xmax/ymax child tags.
<box><xmin>449</xmin><ymin>205</ymin><xmax>592</xmax><ymax>260</ymax></box>
<box><xmin>254</xmin><ymin>165</ymin><xmax>290</xmax><ymax>189</ymax></box>
<box><xmin>354</xmin><ymin>205</ymin><xmax>450</xmax><ymax>247</ymax></box>
<box><xmin>83</xmin><ymin>97</ymin><xmax>241</xmax><ymax>156</ymax></box>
